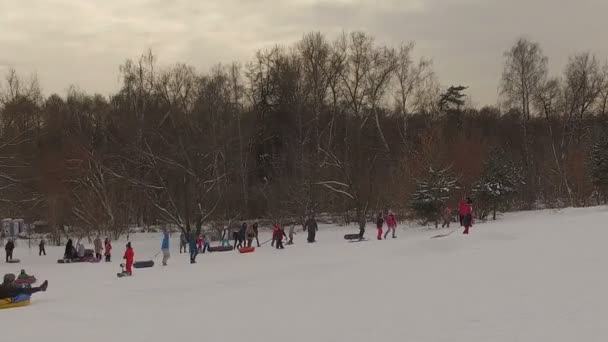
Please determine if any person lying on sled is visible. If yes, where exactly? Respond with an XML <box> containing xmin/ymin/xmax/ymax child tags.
<box><xmin>0</xmin><ymin>273</ymin><xmax>48</xmax><ymax>300</ymax></box>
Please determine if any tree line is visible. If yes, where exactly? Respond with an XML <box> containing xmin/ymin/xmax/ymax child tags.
<box><xmin>0</xmin><ymin>32</ymin><xmax>607</xmax><ymax>241</ymax></box>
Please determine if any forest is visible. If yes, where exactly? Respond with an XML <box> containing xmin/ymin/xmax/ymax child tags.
<box><xmin>0</xmin><ymin>32</ymin><xmax>607</xmax><ymax>241</ymax></box>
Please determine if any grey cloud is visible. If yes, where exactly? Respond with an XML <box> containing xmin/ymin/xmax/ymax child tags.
<box><xmin>0</xmin><ymin>0</ymin><xmax>606</xmax><ymax>105</ymax></box>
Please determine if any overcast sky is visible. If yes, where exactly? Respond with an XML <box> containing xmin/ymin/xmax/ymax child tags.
<box><xmin>1</xmin><ymin>0</ymin><xmax>606</xmax><ymax>106</ymax></box>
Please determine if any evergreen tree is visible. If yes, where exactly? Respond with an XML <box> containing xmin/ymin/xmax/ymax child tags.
<box><xmin>473</xmin><ymin>151</ymin><xmax>524</xmax><ymax>220</ymax></box>
<box><xmin>439</xmin><ymin>85</ymin><xmax>468</xmax><ymax>112</ymax></box>
<box><xmin>410</xmin><ymin>167</ymin><xmax>458</xmax><ymax>228</ymax></box>
<box><xmin>590</xmin><ymin>136</ymin><xmax>608</xmax><ymax>203</ymax></box>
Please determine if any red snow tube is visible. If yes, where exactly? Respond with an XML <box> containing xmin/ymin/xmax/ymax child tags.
<box><xmin>14</xmin><ymin>276</ymin><xmax>36</xmax><ymax>285</ymax></box>
<box><xmin>238</xmin><ymin>246</ymin><xmax>255</xmax><ymax>254</ymax></box>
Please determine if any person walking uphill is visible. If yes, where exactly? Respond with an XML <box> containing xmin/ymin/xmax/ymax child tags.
<box><xmin>376</xmin><ymin>212</ymin><xmax>384</xmax><ymax>240</ymax></box>
<box><xmin>304</xmin><ymin>216</ymin><xmax>318</xmax><ymax>243</ymax></box>
<box><xmin>94</xmin><ymin>235</ymin><xmax>103</xmax><ymax>261</ymax></box>
<box><xmin>5</xmin><ymin>240</ymin><xmax>14</xmax><ymax>262</ymax></box>
<box><xmin>123</xmin><ymin>242</ymin><xmax>134</xmax><ymax>275</ymax></box>
<box><xmin>161</xmin><ymin>230</ymin><xmax>170</xmax><ymax>266</ymax></box>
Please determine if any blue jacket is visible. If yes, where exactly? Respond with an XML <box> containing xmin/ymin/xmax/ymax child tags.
<box><xmin>161</xmin><ymin>232</ymin><xmax>169</xmax><ymax>250</ymax></box>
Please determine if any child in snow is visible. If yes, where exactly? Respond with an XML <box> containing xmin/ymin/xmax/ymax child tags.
<box><xmin>201</xmin><ymin>235</ymin><xmax>211</xmax><ymax>253</ymax></box>
<box><xmin>462</xmin><ymin>198</ymin><xmax>473</xmax><ymax>234</ymax></box>
<box><xmin>5</xmin><ymin>240</ymin><xmax>15</xmax><ymax>262</ymax></box>
<box><xmin>179</xmin><ymin>232</ymin><xmax>187</xmax><ymax>253</ymax></box>
<box><xmin>220</xmin><ymin>227</ymin><xmax>230</xmax><ymax>247</ymax></box>
<box><xmin>287</xmin><ymin>224</ymin><xmax>296</xmax><ymax>245</ymax></box>
<box><xmin>76</xmin><ymin>242</ymin><xmax>85</xmax><ymax>258</ymax></box>
<box><xmin>94</xmin><ymin>236</ymin><xmax>103</xmax><ymax>260</ymax></box>
<box><xmin>39</xmin><ymin>239</ymin><xmax>46</xmax><ymax>256</ymax></box>
<box><xmin>442</xmin><ymin>206</ymin><xmax>452</xmax><ymax>228</ymax></box>
<box><xmin>376</xmin><ymin>212</ymin><xmax>384</xmax><ymax>240</ymax></box>
<box><xmin>123</xmin><ymin>242</ymin><xmax>134</xmax><ymax>275</ymax></box>
<box><xmin>197</xmin><ymin>235</ymin><xmax>203</xmax><ymax>253</ymax></box>
<box><xmin>161</xmin><ymin>230</ymin><xmax>170</xmax><ymax>266</ymax></box>
<box><xmin>273</xmin><ymin>224</ymin><xmax>286</xmax><ymax>249</ymax></box>
<box><xmin>246</xmin><ymin>223</ymin><xmax>255</xmax><ymax>247</ymax></box>
<box><xmin>104</xmin><ymin>238</ymin><xmax>112</xmax><ymax>262</ymax></box>
<box><xmin>384</xmin><ymin>211</ymin><xmax>397</xmax><ymax>239</ymax></box>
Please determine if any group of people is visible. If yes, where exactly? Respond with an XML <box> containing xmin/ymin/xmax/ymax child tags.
<box><xmin>375</xmin><ymin>211</ymin><xmax>398</xmax><ymax>240</ymax></box>
<box><xmin>440</xmin><ymin>197</ymin><xmax>475</xmax><ymax>234</ymax></box>
<box><xmin>176</xmin><ymin>231</ymin><xmax>212</xmax><ymax>264</ymax></box>
<box><xmin>63</xmin><ymin>237</ymin><xmax>113</xmax><ymax>261</ymax></box>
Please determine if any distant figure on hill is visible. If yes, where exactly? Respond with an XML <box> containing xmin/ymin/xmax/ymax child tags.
<box><xmin>5</xmin><ymin>240</ymin><xmax>15</xmax><ymax>262</ymax></box>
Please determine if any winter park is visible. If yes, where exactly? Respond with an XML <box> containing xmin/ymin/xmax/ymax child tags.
<box><xmin>2</xmin><ymin>1</ymin><xmax>608</xmax><ymax>341</ymax></box>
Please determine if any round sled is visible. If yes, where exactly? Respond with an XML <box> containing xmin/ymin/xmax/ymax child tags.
<box><xmin>133</xmin><ymin>260</ymin><xmax>154</xmax><ymax>269</ymax></box>
<box><xmin>208</xmin><ymin>246</ymin><xmax>233</xmax><ymax>252</ymax></box>
<box><xmin>344</xmin><ymin>234</ymin><xmax>360</xmax><ymax>240</ymax></box>
<box><xmin>0</xmin><ymin>294</ymin><xmax>31</xmax><ymax>310</ymax></box>
<box><xmin>6</xmin><ymin>259</ymin><xmax>21</xmax><ymax>264</ymax></box>
<box><xmin>14</xmin><ymin>276</ymin><xmax>36</xmax><ymax>285</ymax></box>
<box><xmin>238</xmin><ymin>246</ymin><xmax>255</xmax><ymax>254</ymax></box>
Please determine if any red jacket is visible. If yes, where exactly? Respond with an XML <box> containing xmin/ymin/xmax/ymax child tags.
<box><xmin>273</xmin><ymin>225</ymin><xmax>285</xmax><ymax>239</ymax></box>
<box><xmin>123</xmin><ymin>247</ymin><xmax>134</xmax><ymax>265</ymax></box>
<box><xmin>105</xmin><ymin>242</ymin><xmax>112</xmax><ymax>256</ymax></box>
<box><xmin>386</xmin><ymin>214</ymin><xmax>396</xmax><ymax>227</ymax></box>
<box><xmin>459</xmin><ymin>200</ymin><xmax>469</xmax><ymax>215</ymax></box>
<box><xmin>460</xmin><ymin>201</ymin><xmax>472</xmax><ymax>215</ymax></box>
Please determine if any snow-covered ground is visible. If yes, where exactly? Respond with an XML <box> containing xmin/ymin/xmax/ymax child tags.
<box><xmin>2</xmin><ymin>206</ymin><xmax>608</xmax><ymax>342</ymax></box>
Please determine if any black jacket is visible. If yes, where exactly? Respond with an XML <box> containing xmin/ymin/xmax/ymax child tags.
<box><xmin>5</xmin><ymin>241</ymin><xmax>14</xmax><ymax>252</ymax></box>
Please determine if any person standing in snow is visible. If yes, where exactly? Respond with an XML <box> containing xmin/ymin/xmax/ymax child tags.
<box><xmin>376</xmin><ymin>212</ymin><xmax>384</xmax><ymax>240</ymax></box>
<box><xmin>104</xmin><ymin>238</ymin><xmax>112</xmax><ymax>262</ymax></box>
<box><xmin>161</xmin><ymin>230</ymin><xmax>170</xmax><ymax>266</ymax></box>
<box><xmin>93</xmin><ymin>235</ymin><xmax>103</xmax><ymax>261</ymax></box>
<box><xmin>252</xmin><ymin>221</ymin><xmax>261</xmax><ymax>247</ymax></box>
<box><xmin>273</xmin><ymin>224</ymin><xmax>286</xmax><ymax>249</ymax></box>
<box><xmin>201</xmin><ymin>234</ymin><xmax>211</xmax><ymax>253</ymax></box>
<box><xmin>179</xmin><ymin>232</ymin><xmax>187</xmax><ymax>254</ymax></box>
<box><xmin>304</xmin><ymin>216</ymin><xmax>318</xmax><ymax>243</ymax></box>
<box><xmin>246</xmin><ymin>223</ymin><xmax>255</xmax><ymax>247</ymax></box>
<box><xmin>459</xmin><ymin>198</ymin><xmax>468</xmax><ymax>227</ymax></box>
<box><xmin>237</xmin><ymin>223</ymin><xmax>247</xmax><ymax>249</ymax></box>
<box><xmin>287</xmin><ymin>224</ymin><xmax>296</xmax><ymax>245</ymax></box>
<box><xmin>39</xmin><ymin>238</ymin><xmax>46</xmax><ymax>256</ymax></box>
<box><xmin>123</xmin><ymin>242</ymin><xmax>134</xmax><ymax>275</ymax></box>
<box><xmin>462</xmin><ymin>198</ymin><xmax>473</xmax><ymax>234</ymax></box>
<box><xmin>441</xmin><ymin>206</ymin><xmax>453</xmax><ymax>228</ymax></box>
<box><xmin>5</xmin><ymin>240</ymin><xmax>15</xmax><ymax>262</ymax></box>
<box><xmin>189</xmin><ymin>232</ymin><xmax>198</xmax><ymax>264</ymax></box>
<box><xmin>197</xmin><ymin>235</ymin><xmax>203</xmax><ymax>253</ymax></box>
<box><xmin>76</xmin><ymin>241</ymin><xmax>85</xmax><ymax>258</ymax></box>
<box><xmin>384</xmin><ymin>211</ymin><xmax>397</xmax><ymax>239</ymax></box>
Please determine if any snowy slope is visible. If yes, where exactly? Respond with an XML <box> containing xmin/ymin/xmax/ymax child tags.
<box><xmin>2</xmin><ymin>206</ymin><xmax>608</xmax><ymax>342</ymax></box>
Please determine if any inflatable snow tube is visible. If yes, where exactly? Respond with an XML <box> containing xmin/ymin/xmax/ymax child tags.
<box><xmin>0</xmin><ymin>294</ymin><xmax>31</xmax><ymax>310</ymax></box>
<box><xmin>238</xmin><ymin>246</ymin><xmax>255</xmax><ymax>254</ymax></box>
<box><xmin>344</xmin><ymin>234</ymin><xmax>360</xmax><ymax>240</ymax></box>
<box><xmin>84</xmin><ymin>249</ymin><xmax>94</xmax><ymax>257</ymax></box>
<box><xmin>133</xmin><ymin>260</ymin><xmax>154</xmax><ymax>269</ymax></box>
<box><xmin>14</xmin><ymin>276</ymin><xmax>36</xmax><ymax>285</ymax></box>
<box><xmin>208</xmin><ymin>246</ymin><xmax>233</xmax><ymax>252</ymax></box>
<box><xmin>6</xmin><ymin>259</ymin><xmax>21</xmax><ymax>264</ymax></box>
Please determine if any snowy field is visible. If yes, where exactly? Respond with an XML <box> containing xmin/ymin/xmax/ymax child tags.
<box><xmin>2</xmin><ymin>206</ymin><xmax>608</xmax><ymax>342</ymax></box>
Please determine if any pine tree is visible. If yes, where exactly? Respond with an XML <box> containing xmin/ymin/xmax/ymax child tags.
<box><xmin>590</xmin><ymin>136</ymin><xmax>608</xmax><ymax>203</ymax></box>
<box><xmin>472</xmin><ymin>151</ymin><xmax>524</xmax><ymax>220</ymax></box>
<box><xmin>410</xmin><ymin>167</ymin><xmax>458</xmax><ymax>228</ymax></box>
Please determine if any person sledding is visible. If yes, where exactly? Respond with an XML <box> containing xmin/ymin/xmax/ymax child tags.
<box><xmin>462</xmin><ymin>198</ymin><xmax>474</xmax><ymax>235</ymax></box>
<box><xmin>0</xmin><ymin>273</ymin><xmax>48</xmax><ymax>300</ymax></box>
<box><xmin>122</xmin><ymin>242</ymin><xmax>134</xmax><ymax>276</ymax></box>
<box><xmin>273</xmin><ymin>223</ymin><xmax>286</xmax><ymax>249</ymax></box>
